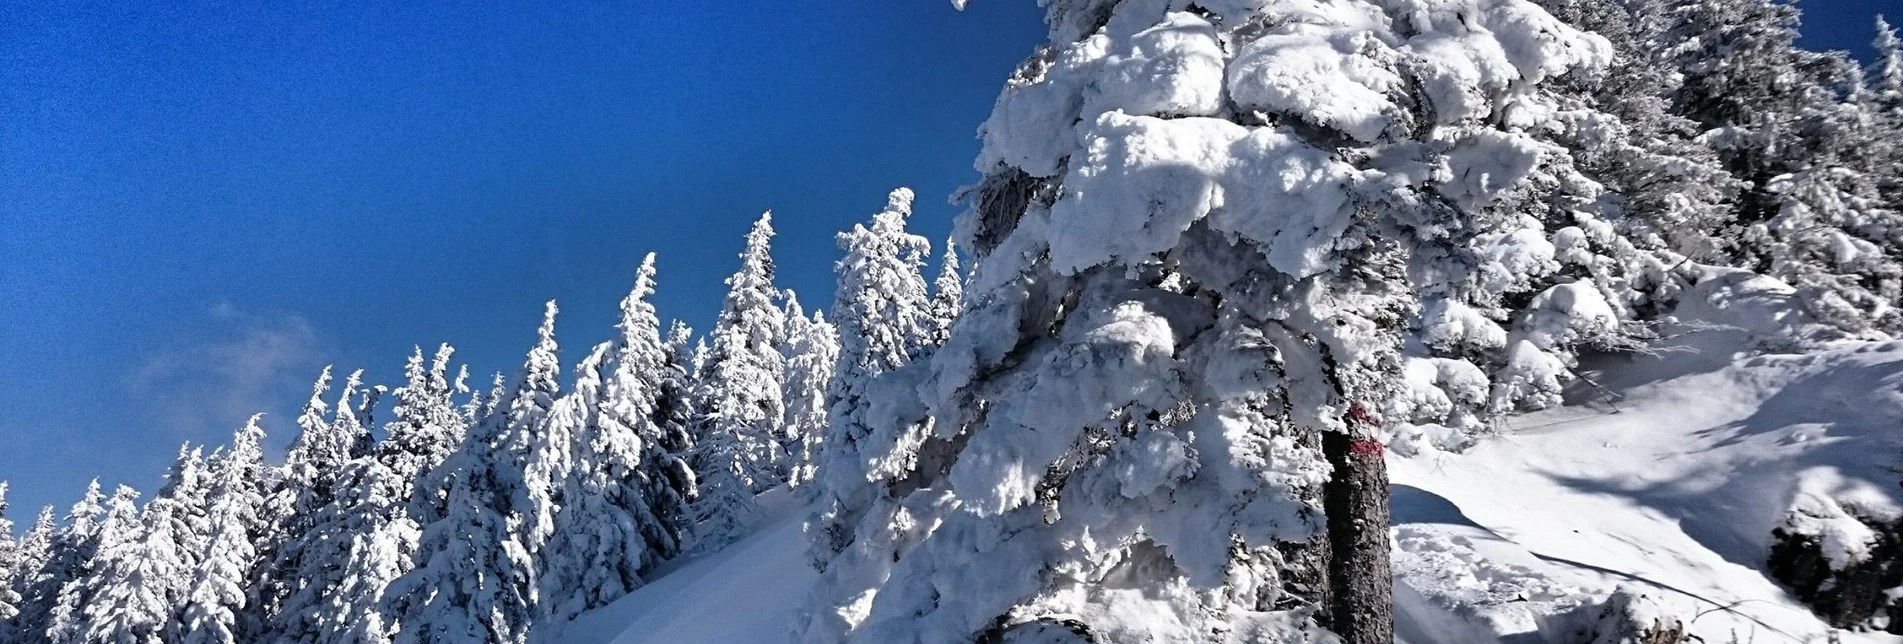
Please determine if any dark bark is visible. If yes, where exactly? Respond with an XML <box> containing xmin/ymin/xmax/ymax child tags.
<box><xmin>1322</xmin><ymin>426</ymin><xmax>1393</xmax><ymax>644</ymax></box>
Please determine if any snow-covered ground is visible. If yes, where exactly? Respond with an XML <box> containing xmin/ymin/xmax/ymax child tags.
<box><xmin>550</xmin><ymin>488</ymin><xmax>817</xmax><ymax>644</ymax></box>
<box><xmin>556</xmin><ymin>278</ymin><xmax>1903</xmax><ymax>644</ymax></box>
<box><xmin>1392</xmin><ymin>334</ymin><xmax>1903</xmax><ymax>643</ymax></box>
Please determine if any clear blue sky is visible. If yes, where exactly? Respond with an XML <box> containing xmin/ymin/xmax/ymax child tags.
<box><xmin>0</xmin><ymin>1</ymin><xmax>1047</xmax><ymax>517</ymax></box>
<box><xmin>0</xmin><ymin>1</ymin><xmax>1888</xmax><ymax>519</ymax></box>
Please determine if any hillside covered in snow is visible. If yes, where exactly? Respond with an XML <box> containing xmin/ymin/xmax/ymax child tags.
<box><xmin>559</xmin><ymin>274</ymin><xmax>1903</xmax><ymax>643</ymax></box>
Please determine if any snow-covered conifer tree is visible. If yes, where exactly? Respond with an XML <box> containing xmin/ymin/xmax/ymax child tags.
<box><xmin>800</xmin><ymin>2</ymin><xmax>1613</xmax><ymax>642</ymax></box>
<box><xmin>540</xmin><ymin>255</ymin><xmax>696</xmax><ymax>620</ymax></box>
<box><xmin>653</xmin><ymin>320</ymin><xmax>700</xmax><ymax>508</ymax></box>
<box><xmin>49</xmin><ymin>485</ymin><xmax>138</xmax><ymax>644</ymax></box>
<box><xmin>11</xmin><ymin>481</ymin><xmax>104</xmax><ymax>644</ymax></box>
<box><xmin>511</xmin><ymin>303</ymin><xmax>570</xmax><ymax>555</ymax></box>
<box><xmin>3</xmin><ymin>505</ymin><xmax>56</xmax><ymax>641</ymax></box>
<box><xmin>1636</xmin><ymin>0</ymin><xmax>1903</xmax><ymax>333</ymax></box>
<box><xmin>272</xmin><ymin>345</ymin><xmax>465</xmax><ymax>644</ymax></box>
<box><xmin>78</xmin><ymin>489</ymin><xmax>188</xmax><ymax>644</ymax></box>
<box><xmin>457</xmin><ymin>366</ymin><xmax>487</xmax><ymax>428</ymax></box>
<box><xmin>176</xmin><ymin>416</ymin><xmax>270</xmax><ymax>644</ymax></box>
<box><xmin>806</xmin><ymin>189</ymin><xmax>936</xmax><ymax>568</ymax></box>
<box><xmin>690</xmin><ymin>213</ymin><xmax>788</xmax><ymax>550</ymax></box>
<box><xmin>157</xmin><ymin>446</ymin><xmax>212</xmax><ymax>576</ymax></box>
<box><xmin>1532</xmin><ymin>0</ymin><xmax>1740</xmax><ymax>264</ymax></box>
<box><xmin>256</xmin><ymin>368</ymin><xmax>347</xmax><ymax>632</ymax></box>
<box><xmin>1875</xmin><ymin>16</ymin><xmax>1903</xmax><ymax>105</ymax></box>
<box><xmin>348</xmin><ymin>375</ymin><xmax>383</xmax><ymax>460</ymax></box>
<box><xmin>282</xmin><ymin>367</ymin><xmax>343</xmax><ymax>509</ymax></box>
<box><xmin>689</xmin><ymin>338</ymin><xmax>709</xmax><ymax>382</ymax></box>
<box><xmin>0</xmin><ymin>483</ymin><xmax>20</xmax><ymax>623</ymax></box>
<box><xmin>381</xmin><ymin>303</ymin><xmax>559</xmax><ymax>644</ymax></box>
<box><xmin>927</xmin><ymin>239</ymin><xmax>964</xmax><ymax>347</ymax></box>
<box><xmin>89</xmin><ymin>454</ymin><xmax>202</xmax><ymax>641</ymax></box>
<box><xmin>1865</xmin><ymin>17</ymin><xmax>1903</xmax><ymax>218</ymax></box>
<box><xmin>780</xmin><ymin>294</ymin><xmax>838</xmax><ymax>490</ymax></box>
<box><xmin>75</xmin><ymin>446</ymin><xmax>213</xmax><ymax>644</ymax></box>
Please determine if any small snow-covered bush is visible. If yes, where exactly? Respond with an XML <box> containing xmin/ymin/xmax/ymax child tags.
<box><xmin>1539</xmin><ymin>586</ymin><xmax>1692</xmax><ymax>644</ymax></box>
<box><xmin>1768</xmin><ymin>491</ymin><xmax>1903</xmax><ymax>632</ymax></box>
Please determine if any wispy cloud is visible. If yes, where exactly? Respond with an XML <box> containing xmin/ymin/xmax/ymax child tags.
<box><xmin>129</xmin><ymin>302</ymin><xmax>325</xmax><ymax>440</ymax></box>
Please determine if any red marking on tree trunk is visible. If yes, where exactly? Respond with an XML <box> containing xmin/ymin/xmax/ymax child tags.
<box><xmin>1349</xmin><ymin>439</ymin><xmax>1384</xmax><ymax>456</ymax></box>
<box><xmin>1345</xmin><ymin>402</ymin><xmax>1378</xmax><ymax>428</ymax></box>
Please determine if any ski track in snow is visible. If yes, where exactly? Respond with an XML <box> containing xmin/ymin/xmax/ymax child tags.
<box><xmin>564</xmin><ymin>337</ymin><xmax>1903</xmax><ymax>643</ymax></box>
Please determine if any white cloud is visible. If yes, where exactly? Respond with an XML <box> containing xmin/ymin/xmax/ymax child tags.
<box><xmin>129</xmin><ymin>302</ymin><xmax>325</xmax><ymax>440</ymax></box>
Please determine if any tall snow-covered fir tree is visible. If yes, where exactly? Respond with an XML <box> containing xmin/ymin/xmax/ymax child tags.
<box><xmin>539</xmin><ymin>254</ymin><xmax>696</xmax><ymax>621</ymax></box>
<box><xmin>272</xmin><ymin>345</ymin><xmax>464</xmax><ymax>644</ymax></box>
<box><xmin>257</xmin><ymin>367</ymin><xmax>363</xmax><ymax>634</ymax></box>
<box><xmin>806</xmin><ymin>187</ymin><xmax>936</xmax><ymax>569</ymax></box>
<box><xmin>4</xmin><ymin>505</ymin><xmax>57</xmax><ymax>641</ymax></box>
<box><xmin>0</xmin><ymin>483</ymin><xmax>19</xmax><ymax>624</ymax></box>
<box><xmin>927</xmin><ymin>238</ymin><xmax>965</xmax><ymax>347</ymax></box>
<box><xmin>48</xmin><ymin>484</ymin><xmax>139</xmax><ymax>644</ymax></box>
<box><xmin>176</xmin><ymin>416</ymin><xmax>271</xmax><ymax>644</ymax></box>
<box><xmin>691</xmin><ymin>213</ymin><xmax>789</xmax><ymax>551</ymax></box>
<box><xmin>799</xmin><ymin>1</ymin><xmax>1617</xmax><ymax>641</ymax></box>
<box><xmin>157</xmin><ymin>445</ymin><xmax>213</xmax><ymax>583</ymax></box>
<box><xmin>780</xmin><ymin>293</ymin><xmax>839</xmax><ymax>490</ymax></box>
<box><xmin>604</xmin><ymin>257</ymin><xmax>696</xmax><ymax>555</ymax></box>
<box><xmin>10</xmin><ymin>480</ymin><xmax>104</xmax><ymax>644</ymax></box>
<box><xmin>282</xmin><ymin>367</ymin><xmax>346</xmax><ymax>512</ymax></box>
<box><xmin>657</xmin><ymin>320</ymin><xmax>701</xmax><ymax>500</ymax></box>
<box><xmin>1867</xmin><ymin>16</ymin><xmax>1903</xmax><ymax>214</ymax></box>
<box><xmin>1532</xmin><ymin>0</ymin><xmax>1740</xmax><ymax>265</ymax></box>
<box><xmin>75</xmin><ymin>446</ymin><xmax>213</xmax><ymax>644</ymax></box>
<box><xmin>381</xmin><ymin>303</ymin><xmax>560</xmax><ymax>644</ymax></box>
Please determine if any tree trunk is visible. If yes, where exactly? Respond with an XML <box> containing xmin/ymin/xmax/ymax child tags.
<box><xmin>1321</xmin><ymin>407</ymin><xmax>1393</xmax><ymax>644</ymax></box>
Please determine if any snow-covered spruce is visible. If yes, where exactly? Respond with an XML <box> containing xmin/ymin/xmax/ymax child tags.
<box><xmin>256</xmin><ymin>367</ymin><xmax>363</xmax><ymax>637</ymax></box>
<box><xmin>1635</xmin><ymin>0</ymin><xmax>1903</xmax><ymax>335</ymax></box>
<box><xmin>3</xmin><ymin>505</ymin><xmax>57</xmax><ymax>642</ymax></box>
<box><xmin>73</xmin><ymin>444</ymin><xmax>215</xmax><ymax>644</ymax></box>
<box><xmin>780</xmin><ymin>293</ymin><xmax>839</xmax><ymax>491</ymax></box>
<box><xmin>806</xmin><ymin>188</ymin><xmax>936</xmax><ymax>572</ymax></box>
<box><xmin>927</xmin><ymin>238</ymin><xmax>965</xmax><ymax>349</ymax></box>
<box><xmin>799</xmin><ymin>1</ymin><xmax>1630</xmax><ymax>641</ymax></box>
<box><xmin>658</xmin><ymin>320</ymin><xmax>701</xmax><ymax>499</ymax></box>
<box><xmin>539</xmin><ymin>254</ymin><xmax>697</xmax><ymax>622</ymax></box>
<box><xmin>692</xmin><ymin>213</ymin><xmax>790</xmax><ymax>552</ymax></box>
<box><xmin>381</xmin><ymin>302</ymin><xmax>561</xmax><ymax>644</ymax></box>
<box><xmin>272</xmin><ymin>345</ymin><xmax>466</xmax><ymax>644</ymax></box>
<box><xmin>176</xmin><ymin>417</ymin><xmax>272</xmax><ymax>644</ymax></box>
<box><xmin>52</xmin><ymin>485</ymin><xmax>140</xmax><ymax>644</ymax></box>
<box><xmin>0</xmin><ymin>483</ymin><xmax>20</xmax><ymax>624</ymax></box>
<box><xmin>9</xmin><ymin>480</ymin><xmax>103</xmax><ymax>644</ymax></box>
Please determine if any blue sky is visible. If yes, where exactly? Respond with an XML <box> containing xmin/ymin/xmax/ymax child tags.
<box><xmin>0</xmin><ymin>0</ymin><xmax>1047</xmax><ymax>517</ymax></box>
<box><xmin>0</xmin><ymin>1</ymin><xmax>1890</xmax><ymax>519</ymax></box>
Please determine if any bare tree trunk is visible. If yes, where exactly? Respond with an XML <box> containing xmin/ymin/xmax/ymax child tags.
<box><xmin>1321</xmin><ymin>405</ymin><xmax>1393</xmax><ymax>644</ymax></box>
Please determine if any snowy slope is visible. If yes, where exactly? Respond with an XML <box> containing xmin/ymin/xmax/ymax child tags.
<box><xmin>1391</xmin><ymin>336</ymin><xmax>1903</xmax><ymax>643</ymax></box>
<box><xmin>549</xmin><ymin>488</ymin><xmax>817</xmax><ymax>644</ymax></box>
<box><xmin>562</xmin><ymin>278</ymin><xmax>1903</xmax><ymax>644</ymax></box>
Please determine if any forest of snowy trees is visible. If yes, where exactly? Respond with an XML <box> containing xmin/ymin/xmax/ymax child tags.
<box><xmin>4</xmin><ymin>0</ymin><xmax>1903</xmax><ymax>642</ymax></box>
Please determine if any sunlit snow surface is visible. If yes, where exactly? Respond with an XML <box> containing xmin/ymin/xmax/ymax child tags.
<box><xmin>552</xmin><ymin>488</ymin><xmax>816</xmax><ymax>644</ymax></box>
<box><xmin>559</xmin><ymin>275</ymin><xmax>1903</xmax><ymax>643</ymax></box>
